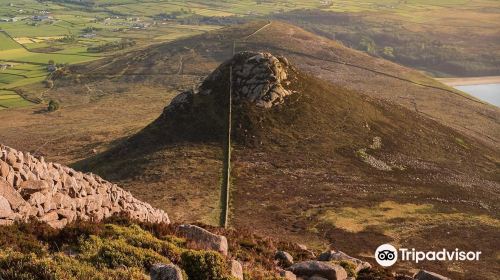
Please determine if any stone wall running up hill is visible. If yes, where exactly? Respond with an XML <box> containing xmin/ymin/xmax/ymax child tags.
<box><xmin>0</xmin><ymin>144</ymin><xmax>169</xmax><ymax>228</ymax></box>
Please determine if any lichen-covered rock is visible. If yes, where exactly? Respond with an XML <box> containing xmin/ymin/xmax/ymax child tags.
<box><xmin>0</xmin><ymin>144</ymin><xmax>170</xmax><ymax>228</ymax></box>
<box><xmin>288</xmin><ymin>261</ymin><xmax>347</xmax><ymax>280</ymax></box>
<box><xmin>317</xmin><ymin>250</ymin><xmax>371</xmax><ymax>273</ymax></box>
<box><xmin>150</xmin><ymin>263</ymin><xmax>184</xmax><ymax>280</ymax></box>
<box><xmin>275</xmin><ymin>250</ymin><xmax>294</xmax><ymax>267</ymax></box>
<box><xmin>177</xmin><ymin>224</ymin><xmax>228</xmax><ymax>256</ymax></box>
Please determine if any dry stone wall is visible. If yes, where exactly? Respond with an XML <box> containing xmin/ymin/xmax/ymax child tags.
<box><xmin>0</xmin><ymin>144</ymin><xmax>169</xmax><ymax>228</ymax></box>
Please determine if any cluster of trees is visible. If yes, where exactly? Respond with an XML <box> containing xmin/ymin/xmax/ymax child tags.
<box><xmin>56</xmin><ymin>34</ymin><xmax>76</xmax><ymax>43</ymax></box>
<box><xmin>82</xmin><ymin>26</ymin><xmax>101</xmax><ymax>33</ymax></box>
<box><xmin>153</xmin><ymin>9</ymin><xmax>193</xmax><ymax>20</ymax></box>
<box><xmin>180</xmin><ymin>15</ymin><xmax>246</xmax><ymax>26</ymax></box>
<box><xmin>43</xmin><ymin>0</ymin><xmax>96</xmax><ymax>7</ymax></box>
<box><xmin>47</xmin><ymin>99</ymin><xmax>60</xmax><ymax>112</ymax></box>
<box><xmin>153</xmin><ymin>11</ymin><xmax>244</xmax><ymax>26</ymax></box>
<box><xmin>87</xmin><ymin>38</ymin><xmax>136</xmax><ymax>53</ymax></box>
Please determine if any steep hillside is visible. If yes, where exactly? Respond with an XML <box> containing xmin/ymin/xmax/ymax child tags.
<box><xmin>78</xmin><ymin>49</ymin><xmax>499</xmax><ymax>279</ymax></box>
<box><xmin>72</xmin><ymin>21</ymin><xmax>499</xmax><ymax>151</ymax></box>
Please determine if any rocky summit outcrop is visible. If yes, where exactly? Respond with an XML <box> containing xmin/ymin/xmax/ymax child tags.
<box><xmin>0</xmin><ymin>144</ymin><xmax>169</xmax><ymax>228</ymax></box>
<box><xmin>165</xmin><ymin>51</ymin><xmax>295</xmax><ymax>114</ymax></box>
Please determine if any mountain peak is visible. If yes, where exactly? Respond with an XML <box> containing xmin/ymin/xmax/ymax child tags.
<box><xmin>165</xmin><ymin>51</ymin><xmax>296</xmax><ymax>116</ymax></box>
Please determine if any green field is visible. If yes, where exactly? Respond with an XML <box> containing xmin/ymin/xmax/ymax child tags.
<box><xmin>0</xmin><ymin>0</ymin><xmax>242</xmax><ymax>108</ymax></box>
<box><xmin>0</xmin><ymin>89</ymin><xmax>32</xmax><ymax>109</ymax></box>
<box><xmin>0</xmin><ymin>30</ymin><xmax>104</xmax><ymax>108</ymax></box>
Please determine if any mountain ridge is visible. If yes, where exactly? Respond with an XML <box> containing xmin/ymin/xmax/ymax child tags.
<box><xmin>72</xmin><ymin>21</ymin><xmax>499</xmax><ymax>150</ymax></box>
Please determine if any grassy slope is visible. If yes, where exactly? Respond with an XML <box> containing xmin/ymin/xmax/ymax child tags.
<box><xmin>75</xmin><ymin>26</ymin><xmax>499</xmax><ymax>278</ymax></box>
<box><xmin>0</xmin><ymin>217</ymin><xmax>319</xmax><ymax>280</ymax></box>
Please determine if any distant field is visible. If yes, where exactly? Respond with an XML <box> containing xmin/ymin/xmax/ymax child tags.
<box><xmin>0</xmin><ymin>0</ymin><xmax>237</xmax><ymax>105</ymax></box>
<box><xmin>0</xmin><ymin>89</ymin><xmax>32</xmax><ymax>109</ymax></box>
<box><xmin>0</xmin><ymin>30</ymin><xmax>101</xmax><ymax>109</ymax></box>
<box><xmin>0</xmin><ymin>32</ymin><xmax>102</xmax><ymax>64</ymax></box>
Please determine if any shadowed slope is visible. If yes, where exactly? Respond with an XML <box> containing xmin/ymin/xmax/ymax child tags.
<box><xmin>71</xmin><ymin>23</ymin><xmax>500</xmax><ymax>279</ymax></box>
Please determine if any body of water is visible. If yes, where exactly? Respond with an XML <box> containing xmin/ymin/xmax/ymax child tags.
<box><xmin>455</xmin><ymin>83</ymin><xmax>500</xmax><ymax>107</ymax></box>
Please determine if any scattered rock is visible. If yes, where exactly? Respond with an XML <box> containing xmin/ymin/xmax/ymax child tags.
<box><xmin>289</xmin><ymin>261</ymin><xmax>347</xmax><ymax>280</ymax></box>
<box><xmin>395</xmin><ymin>275</ymin><xmax>414</xmax><ymax>280</ymax></box>
<box><xmin>275</xmin><ymin>250</ymin><xmax>294</xmax><ymax>267</ymax></box>
<box><xmin>0</xmin><ymin>160</ymin><xmax>9</xmax><ymax>177</ymax></box>
<box><xmin>414</xmin><ymin>270</ymin><xmax>451</xmax><ymax>280</ymax></box>
<box><xmin>297</xmin><ymin>244</ymin><xmax>316</xmax><ymax>258</ymax></box>
<box><xmin>150</xmin><ymin>263</ymin><xmax>184</xmax><ymax>280</ymax></box>
<box><xmin>317</xmin><ymin>250</ymin><xmax>371</xmax><ymax>273</ymax></box>
<box><xmin>177</xmin><ymin>224</ymin><xmax>228</xmax><ymax>256</ymax></box>
<box><xmin>356</xmin><ymin>148</ymin><xmax>392</xmax><ymax>171</ymax></box>
<box><xmin>56</xmin><ymin>208</ymin><xmax>76</xmax><ymax>223</ymax></box>
<box><xmin>297</xmin><ymin>244</ymin><xmax>308</xmax><ymax>250</ymax></box>
<box><xmin>230</xmin><ymin>260</ymin><xmax>244</xmax><ymax>280</ymax></box>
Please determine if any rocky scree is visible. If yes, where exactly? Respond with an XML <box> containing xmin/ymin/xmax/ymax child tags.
<box><xmin>0</xmin><ymin>144</ymin><xmax>169</xmax><ymax>228</ymax></box>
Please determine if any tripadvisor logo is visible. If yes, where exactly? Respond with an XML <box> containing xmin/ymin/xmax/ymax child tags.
<box><xmin>375</xmin><ymin>244</ymin><xmax>482</xmax><ymax>267</ymax></box>
<box><xmin>375</xmin><ymin>244</ymin><xmax>398</xmax><ymax>267</ymax></box>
